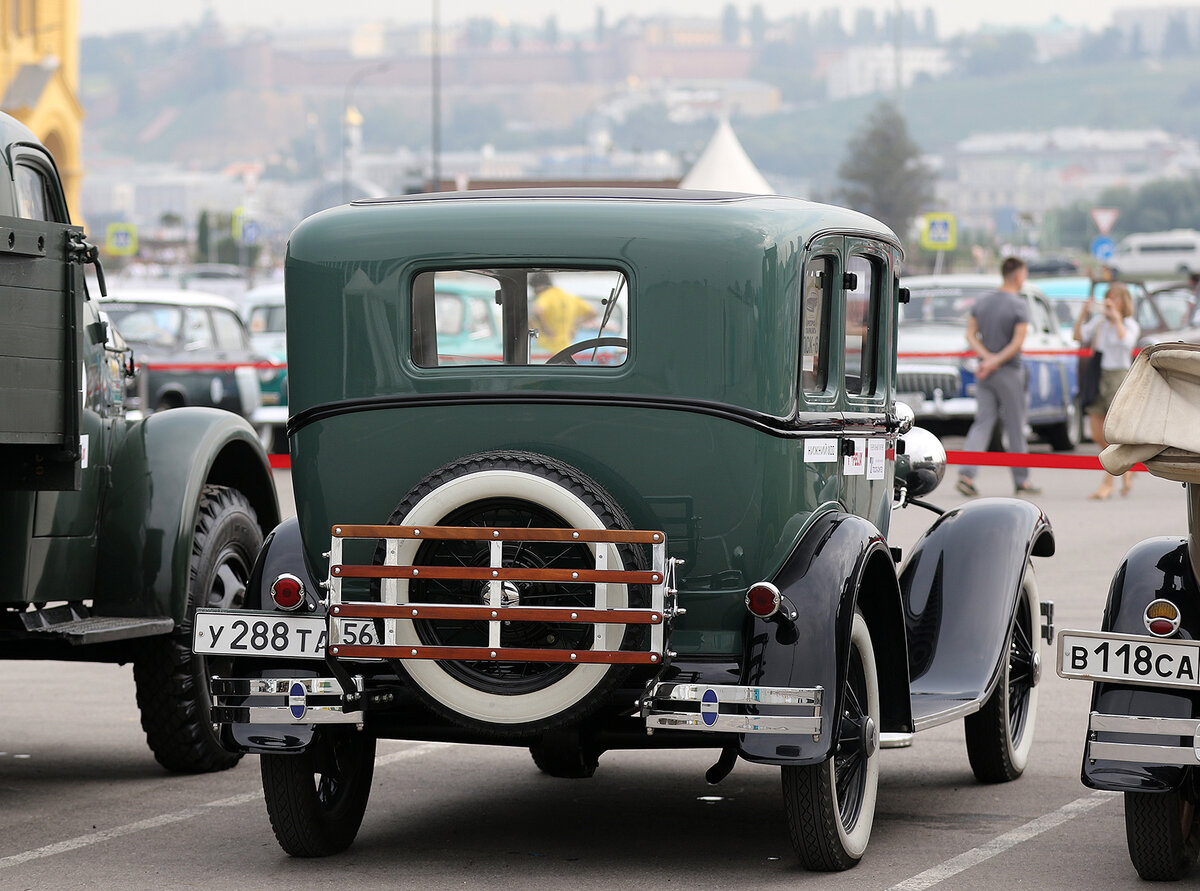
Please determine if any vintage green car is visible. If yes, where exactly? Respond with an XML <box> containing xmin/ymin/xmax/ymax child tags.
<box><xmin>198</xmin><ymin>189</ymin><xmax>1054</xmax><ymax>869</ymax></box>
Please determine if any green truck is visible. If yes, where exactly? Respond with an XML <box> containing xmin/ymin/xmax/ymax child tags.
<box><xmin>0</xmin><ymin>111</ymin><xmax>278</xmax><ymax>772</ymax></box>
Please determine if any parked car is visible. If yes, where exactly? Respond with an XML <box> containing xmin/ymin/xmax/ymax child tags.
<box><xmin>100</xmin><ymin>289</ymin><xmax>264</xmax><ymax>422</ymax></box>
<box><xmin>897</xmin><ymin>274</ymin><xmax>1080</xmax><ymax>450</ymax></box>
<box><xmin>1024</xmin><ymin>256</ymin><xmax>1080</xmax><ymax>277</ymax></box>
<box><xmin>0</xmin><ymin>109</ymin><xmax>279</xmax><ymax>773</ymax></box>
<box><xmin>1056</xmin><ymin>342</ymin><xmax>1200</xmax><ymax>881</ymax></box>
<box><xmin>242</xmin><ymin>282</ymin><xmax>288</xmax><ymax>452</ymax></box>
<box><xmin>195</xmin><ymin>189</ymin><xmax>1054</xmax><ymax>871</ymax></box>
<box><xmin>1109</xmin><ymin>229</ymin><xmax>1200</xmax><ymax>279</ymax></box>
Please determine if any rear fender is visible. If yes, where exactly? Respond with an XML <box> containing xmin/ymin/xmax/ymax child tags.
<box><xmin>900</xmin><ymin>497</ymin><xmax>1053</xmax><ymax>711</ymax></box>
<box><xmin>1083</xmin><ymin>536</ymin><xmax>1199</xmax><ymax>793</ymax></box>
<box><xmin>95</xmin><ymin>407</ymin><xmax>279</xmax><ymax>622</ymax></box>
<box><xmin>738</xmin><ymin>511</ymin><xmax>912</xmax><ymax>766</ymax></box>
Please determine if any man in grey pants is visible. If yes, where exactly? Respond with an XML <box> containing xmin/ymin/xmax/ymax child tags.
<box><xmin>955</xmin><ymin>256</ymin><xmax>1041</xmax><ymax>497</ymax></box>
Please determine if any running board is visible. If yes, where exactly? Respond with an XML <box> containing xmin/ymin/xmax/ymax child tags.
<box><xmin>21</xmin><ymin>607</ymin><xmax>175</xmax><ymax>645</ymax></box>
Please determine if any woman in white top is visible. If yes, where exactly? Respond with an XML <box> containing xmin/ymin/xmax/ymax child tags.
<box><xmin>1073</xmin><ymin>281</ymin><xmax>1140</xmax><ymax>499</ymax></box>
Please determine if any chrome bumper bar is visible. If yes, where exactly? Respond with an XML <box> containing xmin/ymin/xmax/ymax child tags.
<box><xmin>642</xmin><ymin>682</ymin><xmax>823</xmax><ymax>735</ymax></box>
<box><xmin>209</xmin><ymin>676</ymin><xmax>363</xmax><ymax>725</ymax></box>
<box><xmin>1087</xmin><ymin>711</ymin><xmax>1200</xmax><ymax>765</ymax></box>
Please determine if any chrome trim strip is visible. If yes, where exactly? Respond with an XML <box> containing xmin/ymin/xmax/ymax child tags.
<box><xmin>652</xmin><ymin>683</ymin><xmax>821</xmax><ymax>707</ymax></box>
<box><xmin>1089</xmin><ymin>742</ymin><xmax>1200</xmax><ymax>766</ymax></box>
<box><xmin>1086</xmin><ymin>711</ymin><xmax>1200</xmax><ymax>765</ymax></box>
<box><xmin>1091</xmin><ymin>713</ymin><xmax>1200</xmax><ymax>735</ymax></box>
<box><xmin>236</xmin><ymin>706</ymin><xmax>362</xmax><ymax>725</ymax></box>
<box><xmin>646</xmin><ymin>712</ymin><xmax>821</xmax><ymax>734</ymax></box>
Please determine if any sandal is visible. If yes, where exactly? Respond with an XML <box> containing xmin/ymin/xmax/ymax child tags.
<box><xmin>955</xmin><ymin>477</ymin><xmax>978</xmax><ymax>497</ymax></box>
<box><xmin>1014</xmin><ymin>482</ymin><xmax>1042</xmax><ymax>496</ymax></box>
<box><xmin>1121</xmin><ymin>472</ymin><xmax>1134</xmax><ymax>497</ymax></box>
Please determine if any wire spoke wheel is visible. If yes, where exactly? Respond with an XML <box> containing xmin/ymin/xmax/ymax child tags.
<box><xmin>965</xmin><ymin>566</ymin><xmax>1040</xmax><ymax>783</ymax></box>
<box><xmin>782</xmin><ymin>611</ymin><xmax>880</xmax><ymax>871</ymax></box>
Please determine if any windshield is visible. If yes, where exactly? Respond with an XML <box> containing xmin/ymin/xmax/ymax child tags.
<box><xmin>102</xmin><ymin>304</ymin><xmax>182</xmax><ymax>348</ymax></box>
<box><xmin>898</xmin><ymin>288</ymin><xmax>994</xmax><ymax>326</ymax></box>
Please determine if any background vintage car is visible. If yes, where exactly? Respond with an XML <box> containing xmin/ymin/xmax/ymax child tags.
<box><xmin>242</xmin><ymin>281</ymin><xmax>288</xmax><ymax>451</ymax></box>
<box><xmin>896</xmin><ymin>274</ymin><xmax>1080</xmax><ymax>450</ymax></box>
<box><xmin>99</xmin><ymin>288</ymin><xmax>264</xmax><ymax>421</ymax></box>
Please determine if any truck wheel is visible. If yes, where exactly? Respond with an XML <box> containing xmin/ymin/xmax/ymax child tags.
<box><xmin>964</xmin><ymin>567</ymin><xmax>1040</xmax><ymax>783</ymax></box>
<box><xmin>379</xmin><ymin>450</ymin><xmax>647</xmax><ymax>738</ymax></box>
<box><xmin>1125</xmin><ymin>789</ymin><xmax>1200</xmax><ymax>881</ymax></box>
<box><xmin>261</xmin><ymin>729</ymin><xmax>376</xmax><ymax>857</ymax></box>
<box><xmin>782</xmin><ymin>611</ymin><xmax>880</xmax><ymax>871</ymax></box>
<box><xmin>133</xmin><ymin>485</ymin><xmax>262</xmax><ymax>773</ymax></box>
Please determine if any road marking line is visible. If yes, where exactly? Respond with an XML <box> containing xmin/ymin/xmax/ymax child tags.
<box><xmin>888</xmin><ymin>790</ymin><xmax>1120</xmax><ymax>891</ymax></box>
<box><xmin>0</xmin><ymin>742</ymin><xmax>440</xmax><ymax>870</ymax></box>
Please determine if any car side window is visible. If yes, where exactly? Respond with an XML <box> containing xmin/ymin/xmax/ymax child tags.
<box><xmin>212</xmin><ymin>309</ymin><xmax>248</xmax><ymax>350</ymax></box>
<box><xmin>183</xmin><ymin>308</ymin><xmax>214</xmax><ymax>351</ymax></box>
<box><xmin>14</xmin><ymin>163</ymin><xmax>51</xmax><ymax>221</ymax></box>
<box><xmin>844</xmin><ymin>255</ymin><xmax>879</xmax><ymax>397</ymax></box>
<box><xmin>800</xmin><ymin>256</ymin><xmax>832</xmax><ymax>393</ymax></box>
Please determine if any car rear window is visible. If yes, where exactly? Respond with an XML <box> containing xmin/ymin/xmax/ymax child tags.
<box><xmin>411</xmin><ymin>268</ymin><xmax>628</xmax><ymax>368</ymax></box>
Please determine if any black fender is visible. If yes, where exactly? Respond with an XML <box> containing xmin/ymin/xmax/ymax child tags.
<box><xmin>738</xmin><ymin>510</ymin><xmax>912</xmax><ymax>766</ymax></box>
<box><xmin>223</xmin><ymin>517</ymin><xmax>327</xmax><ymax>755</ymax></box>
<box><xmin>899</xmin><ymin>497</ymin><xmax>1052</xmax><ymax>722</ymax></box>
<box><xmin>95</xmin><ymin>407</ymin><xmax>279</xmax><ymax>623</ymax></box>
<box><xmin>1083</xmin><ymin>536</ymin><xmax>1199</xmax><ymax>793</ymax></box>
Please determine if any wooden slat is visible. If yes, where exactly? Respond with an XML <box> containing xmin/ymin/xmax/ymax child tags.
<box><xmin>328</xmin><ymin>643</ymin><xmax>662</xmax><ymax>665</ymax></box>
<box><xmin>330</xmin><ymin>603</ymin><xmax>663</xmax><ymax>624</ymax></box>
<box><xmin>331</xmin><ymin>565</ymin><xmax>662</xmax><ymax>584</ymax></box>
<box><xmin>331</xmin><ymin>524</ymin><xmax>664</xmax><ymax>544</ymax></box>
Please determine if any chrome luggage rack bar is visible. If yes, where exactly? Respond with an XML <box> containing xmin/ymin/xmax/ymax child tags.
<box><xmin>324</xmin><ymin>524</ymin><xmax>677</xmax><ymax>666</ymax></box>
<box><xmin>642</xmin><ymin>682</ymin><xmax>824</xmax><ymax>735</ymax></box>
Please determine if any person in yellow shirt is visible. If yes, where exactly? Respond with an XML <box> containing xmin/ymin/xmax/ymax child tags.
<box><xmin>531</xmin><ymin>271</ymin><xmax>598</xmax><ymax>356</ymax></box>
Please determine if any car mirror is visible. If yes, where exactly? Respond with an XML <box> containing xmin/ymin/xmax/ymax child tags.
<box><xmin>894</xmin><ymin>426</ymin><xmax>946</xmax><ymax>500</ymax></box>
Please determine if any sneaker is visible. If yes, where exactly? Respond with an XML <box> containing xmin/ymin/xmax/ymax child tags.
<box><xmin>1014</xmin><ymin>482</ymin><xmax>1042</xmax><ymax>496</ymax></box>
<box><xmin>955</xmin><ymin>477</ymin><xmax>978</xmax><ymax>497</ymax></box>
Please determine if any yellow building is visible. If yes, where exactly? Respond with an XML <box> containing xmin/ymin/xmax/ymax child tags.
<box><xmin>0</xmin><ymin>1</ymin><xmax>82</xmax><ymax>223</ymax></box>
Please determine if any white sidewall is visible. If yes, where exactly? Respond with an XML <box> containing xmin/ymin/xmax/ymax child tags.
<box><xmin>833</xmin><ymin>611</ymin><xmax>880</xmax><ymax>859</ymax></box>
<box><xmin>390</xmin><ymin>470</ymin><xmax>628</xmax><ymax>725</ymax></box>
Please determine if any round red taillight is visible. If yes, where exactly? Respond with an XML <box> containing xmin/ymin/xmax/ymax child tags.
<box><xmin>270</xmin><ymin>574</ymin><xmax>305</xmax><ymax>611</ymax></box>
<box><xmin>1144</xmin><ymin>599</ymin><xmax>1181</xmax><ymax>637</ymax></box>
<box><xmin>1149</xmin><ymin>618</ymin><xmax>1176</xmax><ymax>636</ymax></box>
<box><xmin>746</xmin><ymin>582</ymin><xmax>781</xmax><ymax>619</ymax></box>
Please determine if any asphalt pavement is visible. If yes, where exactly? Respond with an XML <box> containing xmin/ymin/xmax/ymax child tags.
<box><xmin>0</xmin><ymin>448</ymin><xmax>1192</xmax><ymax>889</ymax></box>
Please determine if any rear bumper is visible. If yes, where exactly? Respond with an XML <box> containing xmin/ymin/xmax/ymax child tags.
<box><xmin>1086</xmin><ymin>711</ymin><xmax>1200</xmax><ymax>766</ymax></box>
<box><xmin>642</xmin><ymin>682</ymin><xmax>823</xmax><ymax>735</ymax></box>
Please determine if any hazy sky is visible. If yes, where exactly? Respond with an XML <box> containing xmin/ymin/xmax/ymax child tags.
<box><xmin>79</xmin><ymin>1</ymin><xmax>1193</xmax><ymax>38</ymax></box>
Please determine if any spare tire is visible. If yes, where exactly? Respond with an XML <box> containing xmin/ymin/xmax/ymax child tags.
<box><xmin>377</xmin><ymin>450</ymin><xmax>648</xmax><ymax>737</ymax></box>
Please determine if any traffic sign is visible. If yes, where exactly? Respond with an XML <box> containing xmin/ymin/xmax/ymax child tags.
<box><xmin>920</xmin><ymin>213</ymin><xmax>957</xmax><ymax>251</ymax></box>
<box><xmin>1090</xmin><ymin>236</ymin><xmax>1115</xmax><ymax>261</ymax></box>
<box><xmin>105</xmin><ymin>222</ymin><xmax>138</xmax><ymax>256</ymax></box>
<box><xmin>1090</xmin><ymin>207</ymin><xmax>1119</xmax><ymax>236</ymax></box>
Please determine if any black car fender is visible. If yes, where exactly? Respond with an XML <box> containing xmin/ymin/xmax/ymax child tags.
<box><xmin>899</xmin><ymin>497</ymin><xmax>1053</xmax><ymax>710</ymax></box>
<box><xmin>737</xmin><ymin>510</ymin><xmax>912</xmax><ymax>766</ymax></box>
<box><xmin>222</xmin><ymin>517</ymin><xmax>328</xmax><ymax>755</ymax></box>
<box><xmin>1083</xmin><ymin>536</ymin><xmax>1199</xmax><ymax>793</ymax></box>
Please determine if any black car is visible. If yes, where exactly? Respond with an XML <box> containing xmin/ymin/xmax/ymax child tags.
<box><xmin>100</xmin><ymin>289</ymin><xmax>263</xmax><ymax>420</ymax></box>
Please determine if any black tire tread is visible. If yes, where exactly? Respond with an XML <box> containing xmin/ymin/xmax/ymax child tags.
<box><xmin>260</xmin><ymin>733</ymin><xmax>377</xmax><ymax>857</ymax></box>
<box><xmin>783</xmin><ymin>760</ymin><xmax>858</xmax><ymax>871</ymax></box>
<box><xmin>1125</xmin><ymin>790</ymin><xmax>1200</xmax><ymax>881</ymax></box>
<box><xmin>133</xmin><ymin>485</ymin><xmax>260</xmax><ymax>773</ymax></box>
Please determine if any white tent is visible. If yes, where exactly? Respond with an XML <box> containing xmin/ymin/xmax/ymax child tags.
<box><xmin>680</xmin><ymin>118</ymin><xmax>773</xmax><ymax>195</ymax></box>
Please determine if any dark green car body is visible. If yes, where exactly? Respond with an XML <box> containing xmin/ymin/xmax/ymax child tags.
<box><xmin>286</xmin><ymin>191</ymin><xmax>901</xmax><ymax>654</ymax></box>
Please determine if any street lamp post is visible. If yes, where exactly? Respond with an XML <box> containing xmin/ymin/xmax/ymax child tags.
<box><xmin>341</xmin><ymin>62</ymin><xmax>392</xmax><ymax>204</ymax></box>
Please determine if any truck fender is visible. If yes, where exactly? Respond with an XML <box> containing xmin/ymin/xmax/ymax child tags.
<box><xmin>95</xmin><ymin>407</ymin><xmax>279</xmax><ymax>623</ymax></box>
<box><xmin>900</xmin><ymin>497</ymin><xmax>1053</xmax><ymax>709</ymax></box>
<box><xmin>1082</xmin><ymin>536</ymin><xmax>1198</xmax><ymax>793</ymax></box>
<box><xmin>738</xmin><ymin>510</ymin><xmax>912</xmax><ymax>766</ymax></box>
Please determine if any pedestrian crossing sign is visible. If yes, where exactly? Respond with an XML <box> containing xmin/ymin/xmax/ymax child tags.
<box><xmin>105</xmin><ymin>222</ymin><xmax>138</xmax><ymax>256</ymax></box>
<box><xmin>920</xmin><ymin>213</ymin><xmax>956</xmax><ymax>251</ymax></box>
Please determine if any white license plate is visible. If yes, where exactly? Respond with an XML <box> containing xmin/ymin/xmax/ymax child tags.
<box><xmin>1057</xmin><ymin>630</ymin><xmax>1200</xmax><ymax>691</ymax></box>
<box><xmin>192</xmin><ymin>609</ymin><xmax>377</xmax><ymax>660</ymax></box>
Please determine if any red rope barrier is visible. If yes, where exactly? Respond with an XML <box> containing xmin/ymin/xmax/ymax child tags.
<box><xmin>266</xmin><ymin>451</ymin><xmax>1142</xmax><ymax>472</ymax></box>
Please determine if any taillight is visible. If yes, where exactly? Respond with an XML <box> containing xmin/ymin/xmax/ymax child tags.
<box><xmin>1144</xmin><ymin>599</ymin><xmax>1181</xmax><ymax>637</ymax></box>
<box><xmin>745</xmin><ymin>582</ymin><xmax>781</xmax><ymax>619</ymax></box>
<box><xmin>270</xmin><ymin>574</ymin><xmax>305</xmax><ymax>611</ymax></box>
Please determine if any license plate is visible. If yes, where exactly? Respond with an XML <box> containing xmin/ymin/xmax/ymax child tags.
<box><xmin>192</xmin><ymin>609</ymin><xmax>377</xmax><ymax>660</ymax></box>
<box><xmin>1057</xmin><ymin>629</ymin><xmax>1200</xmax><ymax>691</ymax></box>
